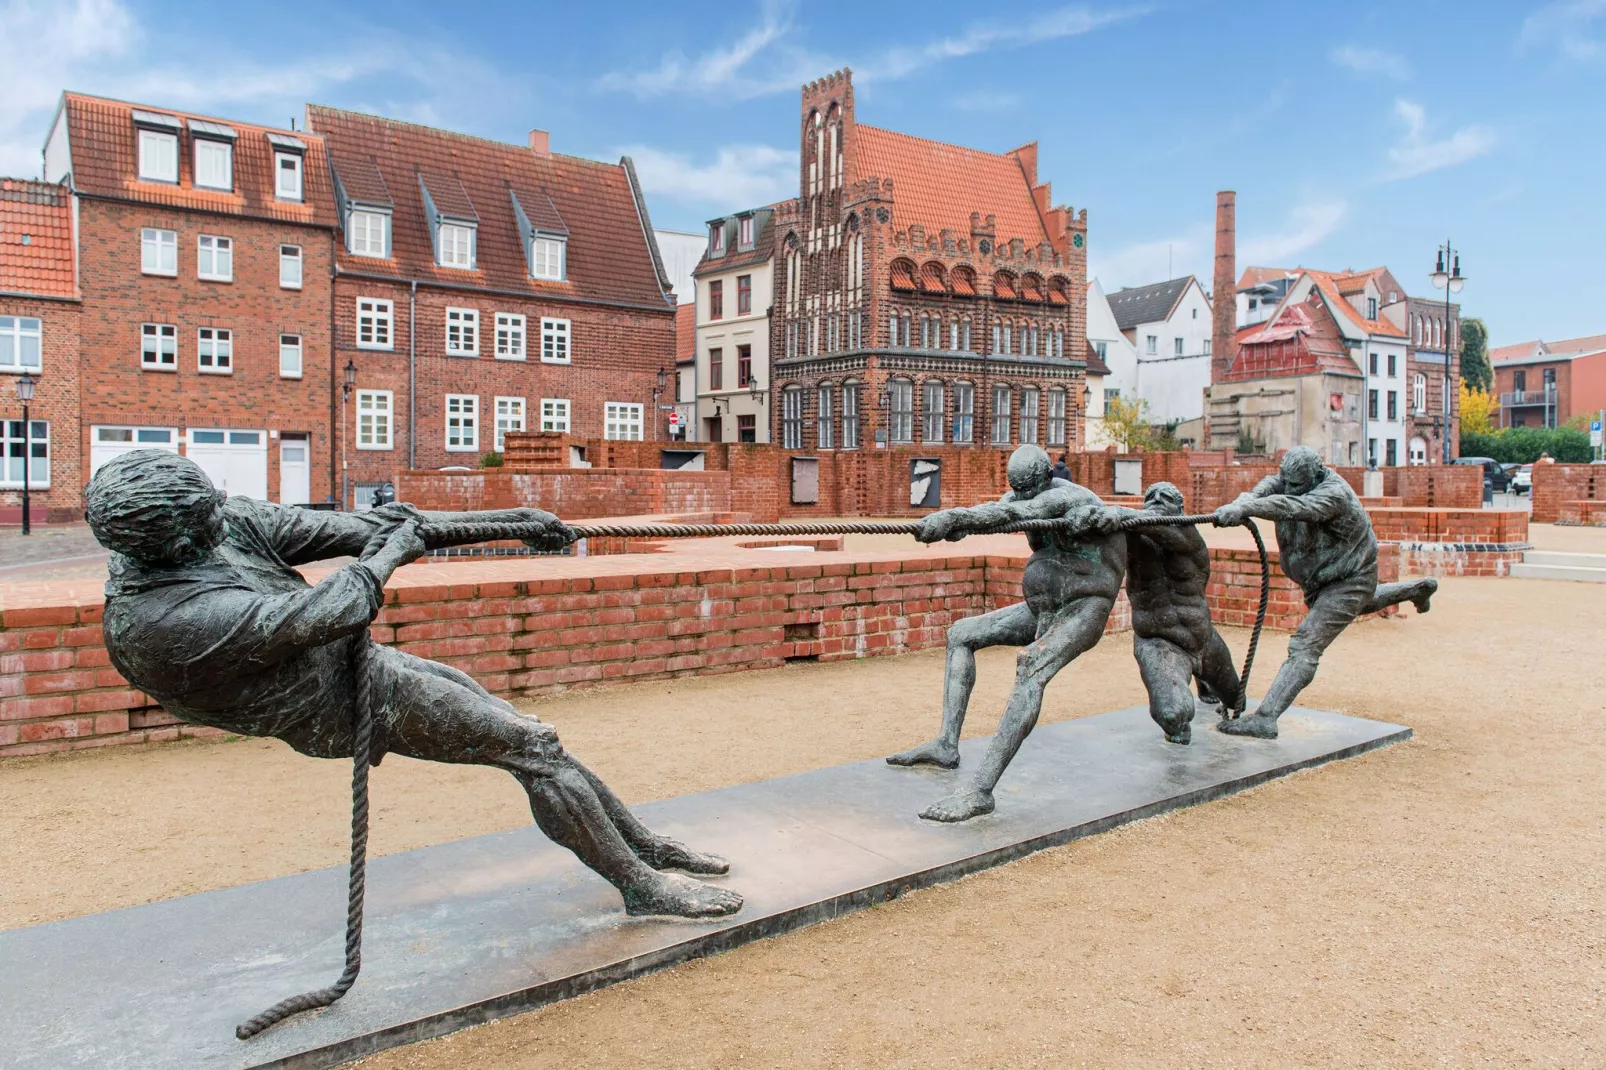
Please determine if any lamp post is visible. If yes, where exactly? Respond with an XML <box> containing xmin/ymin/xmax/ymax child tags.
<box><xmin>1430</xmin><ymin>242</ymin><xmax>1465</xmax><ymax>465</ymax></box>
<box><xmin>341</xmin><ymin>359</ymin><xmax>356</xmax><ymax>509</ymax></box>
<box><xmin>748</xmin><ymin>375</ymin><xmax>765</xmax><ymax>442</ymax></box>
<box><xmin>1082</xmin><ymin>383</ymin><xmax>1093</xmax><ymax>447</ymax></box>
<box><xmin>651</xmin><ymin>366</ymin><xmax>668</xmax><ymax>441</ymax></box>
<box><xmin>14</xmin><ymin>371</ymin><xmax>36</xmax><ymax>535</ymax></box>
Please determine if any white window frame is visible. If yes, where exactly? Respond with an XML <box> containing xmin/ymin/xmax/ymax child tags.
<box><xmin>1146</xmin><ymin>334</ymin><xmax>1158</xmax><ymax>355</ymax></box>
<box><xmin>279</xmin><ymin>244</ymin><xmax>303</xmax><ymax>290</ymax></box>
<box><xmin>888</xmin><ymin>379</ymin><xmax>914</xmax><ymax>445</ymax></box>
<box><xmin>196</xmin><ymin>235</ymin><xmax>233</xmax><ymax>282</ymax></box>
<box><xmin>279</xmin><ymin>334</ymin><xmax>303</xmax><ymax>379</ymax></box>
<box><xmin>348</xmin><ymin>210</ymin><xmax>390</xmax><ymax>258</ymax></box>
<box><xmin>438</xmin><ymin>223</ymin><xmax>476</xmax><ymax>270</ymax></box>
<box><xmin>275</xmin><ymin>152</ymin><xmax>303</xmax><ymax>201</ymax></box>
<box><xmin>495</xmin><ymin>313</ymin><xmax>526</xmax><ymax>360</ymax></box>
<box><xmin>445</xmin><ymin>394</ymin><xmax>479</xmax><ymax>452</ymax></box>
<box><xmin>782</xmin><ymin>386</ymin><xmax>804</xmax><ymax>449</ymax></box>
<box><xmin>1047</xmin><ymin>388</ymin><xmax>1067</xmax><ymax>446</ymax></box>
<box><xmin>356</xmin><ymin>390</ymin><xmax>394</xmax><ymax>451</ymax></box>
<box><xmin>137</xmin><ymin>130</ymin><xmax>178</xmax><ymax>183</ymax></box>
<box><xmin>922</xmin><ymin>380</ymin><xmax>945</xmax><ymax>443</ymax></box>
<box><xmin>1020</xmin><ymin>388</ymin><xmax>1040</xmax><ymax>445</ymax></box>
<box><xmin>0</xmin><ymin>315</ymin><xmax>43</xmax><ymax>372</ymax></box>
<box><xmin>141</xmin><ymin>323</ymin><xmax>177</xmax><ymax>371</ymax></box>
<box><xmin>1</xmin><ymin>418</ymin><xmax>49</xmax><ymax>489</ymax></box>
<box><xmin>953</xmin><ymin>382</ymin><xmax>975</xmax><ymax>444</ymax></box>
<box><xmin>604</xmin><ymin>401</ymin><xmax>644</xmax><ymax>441</ymax></box>
<box><xmin>817</xmin><ymin>385</ymin><xmax>835</xmax><ymax>449</ymax></box>
<box><xmin>1413</xmin><ymin>373</ymin><xmax>1428</xmax><ymax>415</ymax></box>
<box><xmin>194</xmin><ymin>138</ymin><xmax>233</xmax><ymax>191</ymax></box>
<box><xmin>991</xmin><ymin>385</ymin><xmax>1012</xmax><ymax>446</ymax></box>
<box><xmin>531</xmin><ymin>236</ymin><xmax>565</xmax><ymax>281</ymax></box>
<box><xmin>196</xmin><ymin>327</ymin><xmax>233</xmax><ymax>374</ymax></box>
<box><xmin>540</xmin><ymin>398</ymin><xmax>571</xmax><ymax>433</ymax></box>
<box><xmin>445</xmin><ymin>307</ymin><xmax>479</xmax><ymax>356</ymax></box>
<box><xmin>493</xmin><ymin>396</ymin><xmax>526</xmax><ymax>451</ymax></box>
<box><xmin>141</xmin><ymin>228</ymin><xmax>177</xmax><ymax>276</ymax></box>
<box><xmin>356</xmin><ymin>298</ymin><xmax>393</xmax><ymax>350</ymax></box>
<box><xmin>541</xmin><ymin>317</ymin><xmax>571</xmax><ymax>363</ymax></box>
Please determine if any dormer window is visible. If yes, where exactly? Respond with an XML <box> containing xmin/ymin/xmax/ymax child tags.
<box><xmin>275</xmin><ymin>153</ymin><xmax>303</xmax><ymax>201</ymax></box>
<box><xmin>348</xmin><ymin>209</ymin><xmax>390</xmax><ymax>258</ymax></box>
<box><xmin>132</xmin><ymin>110</ymin><xmax>181</xmax><ymax>183</ymax></box>
<box><xmin>710</xmin><ymin>222</ymin><xmax>726</xmax><ymax>255</ymax></box>
<box><xmin>738</xmin><ymin>215</ymin><xmax>753</xmax><ymax>248</ymax></box>
<box><xmin>438</xmin><ymin>222</ymin><xmax>476</xmax><ymax>269</ymax></box>
<box><xmin>531</xmin><ymin>235</ymin><xmax>564</xmax><ymax>280</ymax></box>
<box><xmin>194</xmin><ymin>139</ymin><xmax>232</xmax><ymax>190</ymax></box>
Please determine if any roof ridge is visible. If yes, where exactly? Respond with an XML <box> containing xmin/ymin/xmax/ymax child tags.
<box><xmin>306</xmin><ymin>103</ymin><xmax>621</xmax><ymax>171</ymax></box>
<box><xmin>65</xmin><ymin>91</ymin><xmax>316</xmax><ymax>140</ymax></box>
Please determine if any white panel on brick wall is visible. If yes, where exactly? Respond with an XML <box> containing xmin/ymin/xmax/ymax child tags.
<box><xmin>186</xmin><ymin>428</ymin><xmax>268</xmax><ymax>500</ymax></box>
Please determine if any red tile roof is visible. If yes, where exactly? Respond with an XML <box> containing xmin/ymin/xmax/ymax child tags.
<box><xmin>62</xmin><ymin>94</ymin><xmax>338</xmax><ymax>228</ymax></box>
<box><xmin>675</xmin><ymin>302</ymin><xmax>695</xmax><ymax>364</ymax></box>
<box><xmin>1084</xmin><ymin>342</ymin><xmax>1111</xmax><ymax>376</ymax></box>
<box><xmin>851</xmin><ymin>125</ymin><xmax>1047</xmax><ymax>246</ymax></box>
<box><xmin>0</xmin><ymin>179</ymin><xmax>75</xmax><ymax>299</ymax></box>
<box><xmin>307</xmin><ymin>106</ymin><xmax>671</xmax><ymax>309</ymax></box>
<box><xmin>1491</xmin><ymin>333</ymin><xmax>1606</xmax><ymax>363</ymax></box>
<box><xmin>1301</xmin><ymin>269</ymin><xmax>1406</xmax><ymax>337</ymax></box>
<box><xmin>1228</xmin><ymin>296</ymin><xmax>1357</xmax><ymax>381</ymax></box>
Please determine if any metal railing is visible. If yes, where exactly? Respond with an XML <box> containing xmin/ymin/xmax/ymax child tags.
<box><xmin>1499</xmin><ymin>388</ymin><xmax>1556</xmax><ymax>406</ymax></box>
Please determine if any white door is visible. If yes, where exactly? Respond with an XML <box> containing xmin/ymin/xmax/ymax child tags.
<box><xmin>280</xmin><ymin>437</ymin><xmax>310</xmax><ymax>504</ymax></box>
<box><xmin>90</xmin><ymin>426</ymin><xmax>179</xmax><ymax>475</ymax></box>
<box><xmin>186</xmin><ymin>429</ymin><xmax>268</xmax><ymax>499</ymax></box>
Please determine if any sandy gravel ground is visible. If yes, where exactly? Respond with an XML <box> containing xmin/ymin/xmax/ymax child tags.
<box><xmin>2</xmin><ymin>576</ymin><xmax>1603</xmax><ymax>1067</ymax></box>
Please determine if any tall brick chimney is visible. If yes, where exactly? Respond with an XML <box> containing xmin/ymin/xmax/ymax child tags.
<box><xmin>1212</xmin><ymin>190</ymin><xmax>1236</xmax><ymax>382</ymax></box>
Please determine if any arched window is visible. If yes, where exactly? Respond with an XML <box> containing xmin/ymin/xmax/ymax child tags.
<box><xmin>961</xmin><ymin>317</ymin><xmax>973</xmax><ymax>352</ymax></box>
<box><xmin>1028</xmin><ymin>324</ymin><xmax>1040</xmax><ymax>356</ymax></box>
<box><xmin>922</xmin><ymin>380</ymin><xmax>945</xmax><ymax>443</ymax></box>
<box><xmin>1047</xmin><ymin>387</ymin><xmax>1067</xmax><ymax>446</ymax></box>
<box><xmin>782</xmin><ymin>385</ymin><xmax>804</xmax><ymax>449</ymax></box>
<box><xmin>1413</xmin><ymin>315</ymin><xmax>1421</xmax><ymax>345</ymax></box>
<box><xmin>992</xmin><ymin>271</ymin><xmax>1019</xmax><ymax>300</ymax></box>
<box><xmin>1412</xmin><ymin>373</ymin><xmax>1427</xmax><ymax>414</ymax></box>
<box><xmin>889</xmin><ymin>258</ymin><xmax>918</xmax><ymax>291</ymax></box>
<box><xmin>953</xmin><ymin>380</ymin><xmax>976</xmax><ymax>444</ymax></box>
<box><xmin>817</xmin><ymin>381</ymin><xmax>836</xmax><ymax>449</ymax></box>
<box><xmin>1047</xmin><ymin>276</ymin><xmax>1071</xmax><ymax>306</ymax></box>
<box><xmin>919</xmin><ymin>261</ymin><xmax>948</xmax><ymax>294</ymax></box>
<box><xmin>951</xmin><ymin>265</ymin><xmax>978</xmax><ymax>297</ymax></box>
<box><xmin>841</xmin><ymin>379</ymin><xmax>862</xmax><ymax>449</ymax></box>
<box><xmin>888</xmin><ymin>378</ymin><xmax>914</xmax><ymax>445</ymax></box>
<box><xmin>1001</xmin><ymin>322</ymin><xmax>1013</xmax><ymax>354</ymax></box>
<box><xmin>949</xmin><ymin>318</ymin><xmax>960</xmax><ymax>351</ymax></box>
<box><xmin>1020</xmin><ymin>273</ymin><xmax>1045</xmax><ymax>302</ymax></box>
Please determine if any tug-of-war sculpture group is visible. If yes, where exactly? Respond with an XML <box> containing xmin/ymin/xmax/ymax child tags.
<box><xmin>83</xmin><ymin>444</ymin><xmax>1437</xmax><ymax>924</ymax></box>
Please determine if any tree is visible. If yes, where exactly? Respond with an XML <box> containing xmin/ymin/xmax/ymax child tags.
<box><xmin>1102</xmin><ymin>395</ymin><xmax>1152</xmax><ymax>451</ymax></box>
<box><xmin>1459</xmin><ymin>317</ymin><xmax>1491</xmax><ymax>392</ymax></box>
<box><xmin>1460</xmin><ymin>382</ymin><xmax>1497</xmax><ymax>436</ymax></box>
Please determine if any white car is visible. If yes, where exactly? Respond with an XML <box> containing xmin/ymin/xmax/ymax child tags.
<box><xmin>1511</xmin><ymin>465</ymin><xmax>1533</xmax><ymax>494</ymax></box>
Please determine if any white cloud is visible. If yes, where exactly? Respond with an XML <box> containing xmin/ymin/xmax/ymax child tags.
<box><xmin>0</xmin><ymin>0</ymin><xmax>133</xmax><ymax>174</ymax></box>
<box><xmin>1240</xmin><ymin>200</ymin><xmax>1348</xmax><ymax>264</ymax></box>
<box><xmin>1520</xmin><ymin>0</ymin><xmax>1606</xmax><ymax>60</ymax></box>
<box><xmin>1089</xmin><ymin>231</ymin><xmax>1207</xmax><ymax>292</ymax></box>
<box><xmin>623</xmin><ymin>143</ymin><xmax>798</xmax><ymax>209</ymax></box>
<box><xmin>1331</xmin><ymin>45</ymin><xmax>1410</xmax><ymax>79</ymax></box>
<box><xmin>1383</xmin><ymin>99</ymin><xmax>1497</xmax><ymax>181</ymax></box>
<box><xmin>862</xmin><ymin>4</ymin><xmax>1151</xmax><ymax>82</ymax></box>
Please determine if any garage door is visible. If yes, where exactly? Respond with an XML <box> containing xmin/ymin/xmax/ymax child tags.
<box><xmin>186</xmin><ymin>428</ymin><xmax>268</xmax><ymax>500</ymax></box>
<box><xmin>90</xmin><ymin>425</ymin><xmax>179</xmax><ymax>476</ymax></box>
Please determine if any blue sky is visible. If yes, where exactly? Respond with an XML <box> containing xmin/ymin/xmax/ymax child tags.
<box><xmin>2</xmin><ymin>0</ymin><xmax>1602</xmax><ymax>345</ymax></box>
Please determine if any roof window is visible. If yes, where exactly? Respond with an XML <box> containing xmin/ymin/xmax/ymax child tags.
<box><xmin>709</xmin><ymin>220</ymin><xmax>726</xmax><ymax>256</ymax></box>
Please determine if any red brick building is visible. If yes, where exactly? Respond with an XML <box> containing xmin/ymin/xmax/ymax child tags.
<box><xmin>306</xmin><ymin>108</ymin><xmax>677</xmax><ymax>505</ymax></box>
<box><xmin>1</xmin><ymin>179</ymin><xmax>80</xmax><ymax>523</ymax></box>
<box><xmin>1489</xmin><ymin>334</ymin><xmax>1606</xmax><ymax>429</ymax></box>
<box><xmin>769</xmin><ymin>70</ymin><xmax>1088</xmax><ymax>455</ymax></box>
<box><xmin>45</xmin><ymin>93</ymin><xmax>340</xmax><ymax>506</ymax></box>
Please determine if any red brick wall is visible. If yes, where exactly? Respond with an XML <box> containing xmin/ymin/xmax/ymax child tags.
<box><xmin>1556</xmin><ymin>500</ymin><xmax>1606</xmax><ymax>525</ymax></box>
<box><xmin>1396</xmin><ymin>465</ymin><xmax>1481</xmax><ymax>508</ymax></box>
<box><xmin>1368</xmin><ymin>508</ymin><xmax>1527</xmax><ymax>544</ymax></box>
<box><xmin>76</xmin><ymin>198</ymin><xmax>336</xmax><ymax>505</ymax></box>
<box><xmin>1532</xmin><ymin>463</ymin><xmax>1603</xmax><ymax>523</ymax></box>
<box><xmin>0</xmin><ymin>297</ymin><xmax>80</xmax><ymax>523</ymax></box>
<box><xmin>394</xmin><ymin>468</ymin><xmax>732</xmax><ymax>519</ymax></box>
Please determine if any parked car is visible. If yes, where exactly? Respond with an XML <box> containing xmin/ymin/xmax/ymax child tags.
<box><xmin>1511</xmin><ymin>465</ymin><xmax>1533</xmax><ymax>494</ymax></box>
<box><xmin>1454</xmin><ymin>456</ymin><xmax>1512</xmax><ymax>492</ymax></box>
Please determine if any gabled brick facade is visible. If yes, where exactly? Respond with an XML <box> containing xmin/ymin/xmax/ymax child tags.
<box><xmin>770</xmin><ymin>70</ymin><xmax>1088</xmax><ymax>456</ymax></box>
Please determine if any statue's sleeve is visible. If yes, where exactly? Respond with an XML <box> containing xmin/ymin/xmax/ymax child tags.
<box><xmin>1242</xmin><ymin>479</ymin><xmax>1346</xmax><ymax>523</ymax></box>
<box><xmin>197</xmin><ymin>564</ymin><xmax>385</xmax><ymax>667</ymax></box>
<box><xmin>240</xmin><ymin>498</ymin><xmax>400</xmax><ymax>566</ymax></box>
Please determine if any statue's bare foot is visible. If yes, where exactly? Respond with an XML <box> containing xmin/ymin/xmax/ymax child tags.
<box><xmin>622</xmin><ymin>872</ymin><xmax>743</xmax><ymax>918</ymax></box>
<box><xmin>886</xmin><ymin>739</ymin><xmax>960</xmax><ymax>769</ymax></box>
<box><xmin>1412</xmin><ymin>578</ymin><xmax>1438</xmax><ymax>614</ymax></box>
<box><xmin>1163</xmin><ymin>724</ymin><xmax>1192</xmax><ymax>745</ymax></box>
<box><xmin>636</xmin><ymin>836</ymin><xmax>730</xmax><ymax>875</ymax></box>
<box><xmin>920</xmin><ymin>787</ymin><xmax>995</xmax><ymax>822</ymax></box>
<box><xmin>1217</xmin><ymin>713</ymin><xmax>1279</xmax><ymax>739</ymax></box>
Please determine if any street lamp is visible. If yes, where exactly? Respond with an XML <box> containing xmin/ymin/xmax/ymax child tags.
<box><xmin>14</xmin><ymin>372</ymin><xmax>36</xmax><ymax>535</ymax></box>
<box><xmin>341</xmin><ymin>360</ymin><xmax>357</xmax><ymax>509</ymax></box>
<box><xmin>652</xmin><ymin>366</ymin><xmax>668</xmax><ymax>441</ymax></box>
<box><xmin>1430</xmin><ymin>242</ymin><xmax>1464</xmax><ymax>465</ymax></box>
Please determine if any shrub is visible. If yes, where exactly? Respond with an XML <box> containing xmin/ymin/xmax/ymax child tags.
<box><xmin>479</xmin><ymin>451</ymin><xmax>505</xmax><ymax>468</ymax></box>
<box><xmin>1460</xmin><ymin>426</ymin><xmax>1591</xmax><ymax>464</ymax></box>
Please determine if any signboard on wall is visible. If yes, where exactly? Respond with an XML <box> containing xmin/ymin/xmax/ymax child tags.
<box><xmin>791</xmin><ymin>457</ymin><xmax>820</xmax><ymax>504</ymax></box>
<box><xmin>911</xmin><ymin>458</ymin><xmax>941</xmax><ymax>508</ymax></box>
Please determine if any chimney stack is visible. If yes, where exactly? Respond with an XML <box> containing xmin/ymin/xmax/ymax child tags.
<box><xmin>528</xmin><ymin>129</ymin><xmax>550</xmax><ymax>156</ymax></box>
<box><xmin>1212</xmin><ymin>190</ymin><xmax>1236</xmax><ymax>383</ymax></box>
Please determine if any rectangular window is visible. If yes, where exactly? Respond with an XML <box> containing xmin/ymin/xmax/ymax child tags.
<box><xmin>1369</xmin><ymin>352</ymin><xmax>1379</xmax><ymax>375</ymax></box>
<box><xmin>709</xmin><ymin>347</ymin><xmax>723</xmax><ymax>391</ymax></box>
<box><xmin>279</xmin><ymin>244</ymin><xmax>302</xmax><ymax>289</ymax></box>
<box><xmin>1146</xmin><ymin>335</ymin><xmax>1158</xmax><ymax>355</ymax></box>
<box><xmin>1368</xmin><ymin>438</ymin><xmax>1378</xmax><ymax>465</ymax></box>
<box><xmin>817</xmin><ymin>385</ymin><xmax>834</xmax><ymax>449</ymax></box>
<box><xmin>356</xmin><ymin>390</ymin><xmax>393</xmax><ymax>450</ymax></box>
<box><xmin>1387</xmin><ymin>391</ymin><xmax>1398</xmax><ymax>421</ymax></box>
<box><xmin>991</xmin><ymin>386</ymin><xmax>1012</xmax><ymax>445</ymax></box>
<box><xmin>737</xmin><ymin>345</ymin><xmax>752</xmax><ymax>388</ymax></box>
<box><xmin>357</xmin><ymin>298</ymin><xmax>393</xmax><ymax>350</ymax></box>
<box><xmin>445</xmin><ymin>307</ymin><xmax>479</xmax><ymax>356</ymax></box>
<box><xmin>141</xmin><ymin>228</ymin><xmax>177</xmax><ymax>276</ymax></box>
<box><xmin>738</xmin><ymin>414</ymin><xmax>757</xmax><ymax>443</ymax></box>
<box><xmin>438</xmin><ymin>223</ymin><xmax>475</xmax><ymax>269</ymax></box>
<box><xmin>922</xmin><ymin>380</ymin><xmax>944</xmax><ymax>443</ymax></box>
<box><xmin>141</xmin><ymin>323</ymin><xmax>177</xmax><ymax>370</ymax></box>
<box><xmin>961</xmin><ymin>320</ymin><xmax>972</xmax><ymax>352</ymax></box>
<box><xmin>604</xmin><ymin>402</ymin><xmax>644</xmax><ymax>441</ymax></box>
<box><xmin>1020</xmin><ymin>388</ymin><xmax>1040</xmax><ymax>445</ymax></box>
<box><xmin>739</xmin><ymin>216</ymin><xmax>753</xmax><ymax>247</ymax></box>
<box><xmin>737</xmin><ymin>274</ymin><xmax>752</xmax><ymax>316</ymax></box>
<box><xmin>1047</xmin><ymin>388</ymin><xmax>1067</xmax><ymax>446</ymax></box>
<box><xmin>279</xmin><ymin>334</ymin><xmax>302</xmax><ymax>379</ymax></box>
<box><xmin>841</xmin><ymin>384</ymin><xmax>860</xmax><ymax>449</ymax></box>
<box><xmin>1095</xmin><ymin>341</ymin><xmax>1108</xmax><ymax>360</ymax></box>
<box><xmin>446</xmin><ymin>395</ymin><xmax>479</xmax><ymax>451</ymax></box>
<box><xmin>1368</xmin><ymin>297</ymin><xmax>1378</xmax><ymax>320</ymax></box>
<box><xmin>494</xmin><ymin>396</ymin><xmax>526</xmax><ymax>451</ymax></box>
<box><xmin>273</xmin><ymin>152</ymin><xmax>303</xmax><ymax>201</ymax></box>
<box><xmin>954</xmin><ymin>382</ymin><xmax>975</xmax><ymax>444</ymax></box>
<box><xmin>194</xmin><ymin>139</ymin><xmax>232</xmax><ymax>190</ymax></box>
<box><xmin>1513</xmin><ymin>370</ymin><xmax>1526</xmax><ymax>392</ymax></box>
<box><xmin>1</xmin><ymin>419</ymin><xmax>49</xmax><ymax>489</ymax></box>
<box><xmin>782</xmin><ymin>388</ymin><xmax>803</xmax><ymax>449</ymax></box>
<box><xmin>889</xmin><ymin>380</ymin><xmax>914</xmax><ymax>445</ymax></box>
<box><xmin>709</xmin><ymin>280</ymin><xmax>723</xmax><ymax>320</ymax></box>
<box><xmin>1385</xmin><ymin>438</ymin><xmax>1398</xmax><ymax>467</ymax></box>
<box><xmin>1387</xmin><ymin>352</ymin><xmax>1398</xmax><ymax>377</ymax></box>
<box><xmin>1368</xmin><ymin>389</ymin><xmax>1379</xmax><ymax>420</ymax></box>
<box><xmin>540</xmin><ymin>317</ymin><xmax>570</xmax><ymax>363</ymax></box>
<box><xmin>540</xmin><ymin>398</ymin><xmax>571</xmax><ymax>432</ymax></box>
<box><xmin>710</xmin><ymin>222</ymin><xmax>725</xmax><ymax>254</ymax></box>
<box><xmin>1174</xmin><ymin>337</ymin><xmax>1184</xmax><ymax>357</ymax></box>
<box><xmin>531</xmin><ymin>237</ymin><xmax>564</xmax><ymax>280</ymax></box>
<box><xmin>0</xmin><ymin>316</ymin><xmax>43</xmax><ymax>372</ymax></box>
<box><xmin>197</xmin><ymin>327</ymin><xmax>232</xmax><ymax>373</ymax></box>
<box><xmin>494</xmin><ymin>313</ymin><xmax>526</xmax><ymax>360</ymax></box>
<box><xmin>349</xmin><ymin>211</ymin><xmax>389</xmax><ymax>258</ymax></box>
<box><xmin>1001</xmin><ymin>325</ymin><xmax>1012</xmax><ymax>354</ymax></box>
<box><xmin>197</xmin><ymin>235</ymin><xmax>233</xmax><ymax>281</ymax></box>
<box><xmin>137</xmin><ymin>130</ymin><xmax>178</xmax><ymax>183</ymax></box>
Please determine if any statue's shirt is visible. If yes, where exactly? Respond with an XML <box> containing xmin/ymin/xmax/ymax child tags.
<box><xmin>1254</xmin><ymin>471</ymin><xmax>1378</xmax><ymax>596</ymax></box>
<box><xmin>102</xmin><ymin>498</ymin><xmax>387</xmax><ymax>739</ymax></box>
